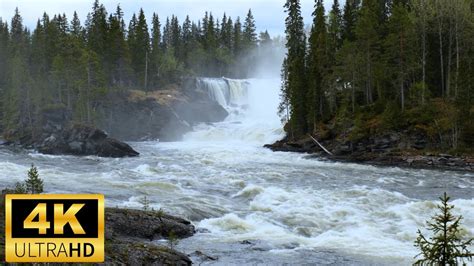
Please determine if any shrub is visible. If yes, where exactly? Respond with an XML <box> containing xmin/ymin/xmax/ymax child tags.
<box><xmin>139</xmin><ymin>196</ymin><xmax>151</xmax><ymax>211</ymax></box>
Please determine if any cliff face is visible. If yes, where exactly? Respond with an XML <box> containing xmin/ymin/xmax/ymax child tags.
<box><xmin>96</xmin><ymin>81</ymin><xmax>228</xmax><ymax>141</ymax></box>
<box><xmin>2</xmin><ymin>79</ymin><xmax>229</xmax><ymax>157</ymax></box>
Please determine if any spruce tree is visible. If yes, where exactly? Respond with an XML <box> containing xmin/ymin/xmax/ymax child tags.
<box><xmin>307</xmin><ymin>0</ymin><xmax>329</xmax><ymax>131</ymax></box>
<box><xmin>342</xmin><ymin>0</ymin><xmax>360</xmax><ymax>41</ymax></box>
<box><xmin>281</xmin><ymin>0</ymin><xmax>308</xmax><ymax>138</ymax></box>
<box><xmin>0</xmin><ymin>19</ymin><xmax>10</xmax><ymax>107</ymax></box>
<box><xmin>415</xmin><ymin>193</ymin><xmax>473</xmax><ymax>265</ymax></box>
<box><xmin>87</xmin><ymin>0</ymin><xmax>108</xmax><ymax>60</ymax></box>
<box><xmin>328</xmin><ymin>0</ymin><xmax>343</xmax><ymax>50</ymax></box>
<box><xmin>243</xmin><ymin>9</ymin><xmax>257</xmax><ymax>50</ymax></box>
<box><xmin>384</xmin><ymin>1</ymin><xmax>416</xmax><ymax>110</ymax></box>
<box><xmin>150</xmin><ymin>13</ymin><xmax>162</xmax><ymax>87</ymax></box>
<box><xmin>354</xmin><ymin>0</ymin><xmax>381</xmax><ymax>105</ymax></box>
<box><xmin>233</xmin><ymin>17</ymin><xmax>242</xmax><ymax>57</ymax></box>
<box><xmin>129</xmin><ymin>9</ymin><xmax>150</xmax><ymax>88</ymax></box>
<box><xmin>170</xmin><ymin>16</ymin><xmax>181</xmax><ymax>60</ymax></box>
<box><xmin>71</xmin><ymin>11</ymin><xmax>83</xmax><ymax>40</ymax></box>
<box><xmin>106</xmin><ymin>5</ymin><xmax>131</xmax><ymax>87</ymax></box>
<box><xmin>25</xmin><ymin>164</ymin><xmax>44</xmax><ymax>194</ymax></box>
<box><xmin>5</xmin><ymin>8</ymin><xmax>29</xmax><ymax>131</ymax></box>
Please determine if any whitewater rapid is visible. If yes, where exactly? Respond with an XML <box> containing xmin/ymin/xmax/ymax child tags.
<box><xmin>0</xmin><ymin>78</ymin><xmax>472</xmax><ymax>265</ymax></box>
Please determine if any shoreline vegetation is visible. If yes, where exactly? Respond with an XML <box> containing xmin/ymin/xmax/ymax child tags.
<box><xmin>275</xmin><ymin>0</ymin><xmax>474</xmax><ymax>172</ymax></box>
<box><xmin>0</xmin><ymin>0</ymin><xmax>279</xmax><ymax>157</ymax></box>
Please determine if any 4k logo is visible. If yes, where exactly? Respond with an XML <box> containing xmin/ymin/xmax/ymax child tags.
<box><xmin>5</xmin><ymin>194</ymin><xmax>104</xmax><ymax>263</ymax></box>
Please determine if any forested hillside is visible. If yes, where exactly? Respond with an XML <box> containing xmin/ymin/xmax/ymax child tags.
<box><xmin>0</xmin><ymin>0</ymin><xmax>277</xmax><ymax>135</ymax></box>
<box><xmin>280</xmin><ymin>0</ymin><xmax>474</xmax><ymax>154</ymax></box>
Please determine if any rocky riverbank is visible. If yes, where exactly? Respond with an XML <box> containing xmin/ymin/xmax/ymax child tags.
<box><xmin>105</xmin><ymin>208</ymin><xmax>194</xmax><ymax>265</ymax></box>
<box><xmin>2</xmin><ymin>106</ymin><xmax>140</xmax><ymax>158</ymax></box>
<box><xmin>266</xmin><ymin>135</ymin><xmax>474</xmax><ymax>172</ymax></box>
<box><xmin>0</xmin><ymin>191</ymin><xmax>195</xmax><ymax>265</ymax></box>
<box><xmin>96</xmin><ymin>80</ymin><xmax>228</xmax><ymax>142</ymax></box>
<box><xmin>1</xmin><ymin>78</ymin><xmax>229</xmax><ymax>157</ymax></box>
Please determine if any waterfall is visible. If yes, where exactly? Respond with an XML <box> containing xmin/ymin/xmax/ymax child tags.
<box><xmin>187</xmin><ymin>78</ymin><xmax>284</xmax><ymax>144</ymax></box>
<box><xmin>198</xmin><ymin>78</ymin><xmax>249</xmax><ymax>107</ymax></box>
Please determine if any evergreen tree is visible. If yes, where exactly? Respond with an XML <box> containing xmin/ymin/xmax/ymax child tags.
<box><xmin>25</xmin><ymin>164</ymin><xmax>44</xmax><ymax>194</ymax></box>
<box><xmin>233</xmin><ymin>17</ymin><xmax>243</xmax><ymax>57</ymax></box>
<box><xmin>307</xmin><ymin>0</ymin><xmax>329</xmax><ymax>131</ymax></box>
<box><xmin>415</xmin><ymin>193</ymin><xmax>473</xmax><ymax>265</ymax></box>
<box><xmin>354</xmin><ymin>0</ymin><xmax>381</xmax><ymax>105</ymax></box>
<box><xmin>243</xmin><ymin>9</ymin><xmax>257</xmax><ymax>50</ymax></box>
<box><xmin>384</xmin><ymin>1</ymin><xmax>417</xmax><ymax>110</ymax></box>
<box><xmin>106</xmin><ymin>5</ymin><xmax>132</xmax><ymax>87</ymax></box>
<box><xmin>170</xmin><ymin>16</ymin><xmax>181</xmax><ymax>60</ymax></box>
<box><xmin>220</xmin><ymin>13</ymin><xmax>233</xmax><ymax>51</ymax></box>
<box><xmin>150</xmin><ymin>13</ymin><xmax>162</xmax><ymax>87</ymax></box>
<box><xmin>5</xmin><ymin>8</ymin><xmax>30</xmax><ymax>130</ymax></box>
<box><xmin>281</xmin><ymin>0</ymin><xmax>308</xmax><ymax>138</ymax></box>
<box><xmin>129</xmin><ymin>9</ymin><xmax>150</xmax><ymax>88</ymax></box>
<box><xmin>342</xmin><ymin>0</ymin><xmax>360</xmax><ymax>41</ymax></box>
<box><xmin>162</xmin><ymin>17</ymin><xmax>171</xmax><ymax>49</ymax></box>
<box><xmin>71</xmin><ymin>11</ymin><xmax>84</xmax><ymax>41</ymax></box>
<box><xmin>328</xmin><ymin>0</ymin><xmax>343</xmax><ymax>50</ymax></box>
<box><xmin>86</xmin><ymin>0</ymin><xmax>108</xmax><ymax>60</ymax></box>
<box><xmin>0</xmin><ymin>19</ymin><xmax>10</xmax><ymax>112</ymax></box>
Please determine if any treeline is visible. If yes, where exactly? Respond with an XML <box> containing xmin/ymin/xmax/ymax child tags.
<box><xmin>281</xmin><ymin>0</ymin><xmax>474</xmax><ymax>151</ymax></box>
<box><xmin>0</xmin><ymin>0</ymin><xmax>276</xmax><ymax>131</ymax></box>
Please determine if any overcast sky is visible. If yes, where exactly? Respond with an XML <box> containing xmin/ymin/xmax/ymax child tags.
<box><xmin>0</xmin><ymin>0</ymin><xmax>338</xmax><ymax>37</ymax></box>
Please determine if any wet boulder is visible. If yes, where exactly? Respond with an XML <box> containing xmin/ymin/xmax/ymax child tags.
<box><xmin>106</xmin><ymin>208</ymin><xmax>195</xmax><ymax>240</ymax></box>
<box><xmin>105</xmin><ymin>207</ymin><xmax>195</xmax><ymax>265</ymax></box>
<box><xmin>174</xmin><ymin>100</ymin><xmax>228</xmax><ymax>125</ymax></box>
<box><xmin>38</xmin><ymin>124</ymin><xmax>139</xmax><ymax>158</ymax></box>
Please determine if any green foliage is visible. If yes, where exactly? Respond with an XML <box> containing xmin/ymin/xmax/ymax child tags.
<box><xmin>381</xmin><ymin>101</ymin><xmax>403</xmax><ymax>130</ymax></box>
<box><xmin>154</xmin><ymin>207</ymin><xmax>165</xmax><ymax>222</ymax></box>
<box><xmin>0</xmin><ymin>1</ymin><xmax>275</xmax><ymax>136</ymax></box>
<box><xmin>139</xmin><ymin>195</ymin><xmax>151</xmax><ymax>211</ymax></box>
<box><xmin>279</xmin><ymin>0</ymin><xmax>474</xmax><ymax>154</ymax></box>
<box><xmin>281</xmin><ymin>0</ymin><xmax>308</xmax><ymax>139</ymax></box>
<box><xmin>12</xmin><ymin>164</ymin><xmax>44</xmax><ymax>194</ymax></box>
<box><xmin>414</xmin><ymin>192</ymin><xmax>473</xmax><ymax>265</ymax></box>
<box><xmin>25</xmin><ymin>164</ymin><xmax>44</xmax><ymax>194</ymax></box>
<box><xmin>167</xmin><ymin>230</ymin><xmax>179</xmax><ymax>250</ymax></box>
<box><xmin>14</xmin><ymin>182</ymin><xmax>27</xmax><ymax>194</ymax></box>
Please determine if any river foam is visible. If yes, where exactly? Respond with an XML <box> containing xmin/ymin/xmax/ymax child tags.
<box><xmin>0</xmin><ymin>78</ymin><xmax>472</xmax><ymax>265</ymax></box>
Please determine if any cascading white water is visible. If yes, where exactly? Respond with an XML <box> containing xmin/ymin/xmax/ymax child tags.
<box><xmin>0</xmin><ymin>77</ymin><xmax>472</xmax><ymax>265</ymax></box>
<box><xmin>188</xmin><ymin>78</ymin><xmax>284</xmax><ymax>144</ymax></box>
<box><xmin>198</xmin><ymin>78</ymin><xmax>229</xmax><ymax>107</ymax></box>
<box><xmin>226</xmin><ymin>78</ymin><xmax>248</xmax><ymax>105</ymax></box>
<box><xmin>198</xmin><ymin>77</ymin><xmax>248</xmax><ymax>107</ymax></box>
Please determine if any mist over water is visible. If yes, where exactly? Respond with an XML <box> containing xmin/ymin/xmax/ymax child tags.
<box><xmin>0</xmin><ymin>76</ymin><xmax>473</xmax><ymax>264</ymax></box>
<box><xmin>190</xmin><ymin>78</ymin><xmax>283</xmax><ymax>144</ymax></box>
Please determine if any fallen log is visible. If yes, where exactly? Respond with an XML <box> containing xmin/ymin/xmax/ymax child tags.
<box><xmin>308</xmin><ymin>134</ymin><xmax>333</xmax><ymax>156</ymax></box>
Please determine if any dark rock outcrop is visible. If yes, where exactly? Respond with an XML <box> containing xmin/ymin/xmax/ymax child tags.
<box><xmin>106</xmin><ymin>239</ymin><xmax>192</xmax><ymax>265</ymax></box>
<box><xmin>4</xmin><ymin>106</ymin><xmax>139</xmax><ymax>158</ymax></box>
<box><xmin>105</xmin><ymin>207</ymin><xmax>194</xmax><ymax>265</ymax></box>
<box><xmin>3</xmin><ymin>79</ymin><xmax>229</xmax><ymax>155</ymax></box>
<box><xmin>106</xmin><ymin>208</ymin><xmax>194</xmax><ymax>240</ymax></box>
<box><xmin>266</xmin><ymin>132</ymin><xmax>474</xmax><ymax>172</ymax></box>
<box><xmin>97</xmin><ymin>82</ymin><xmax>228</xmax><ymax>141</ymax></box>
<box><xmin>38</xmin><ymin>124</ymin><xmax>139</xmax><ymax>158</ymax></box>
<box><xmin>174</xmin><ymin>100</ymin><xmax>228</xmax><ymax>124</ymax></box>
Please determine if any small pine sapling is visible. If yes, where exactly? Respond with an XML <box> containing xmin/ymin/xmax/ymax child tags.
<box><xmin>414</xmin><ymin>192</ymin><xmax>473</xmax><ymax>265</ymax></box>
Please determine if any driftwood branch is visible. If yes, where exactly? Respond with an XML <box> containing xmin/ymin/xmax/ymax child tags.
<box><xmin>308</xmin><ymin>134</ymin><xmax>333</xmax><ymax>156</ymax></box>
